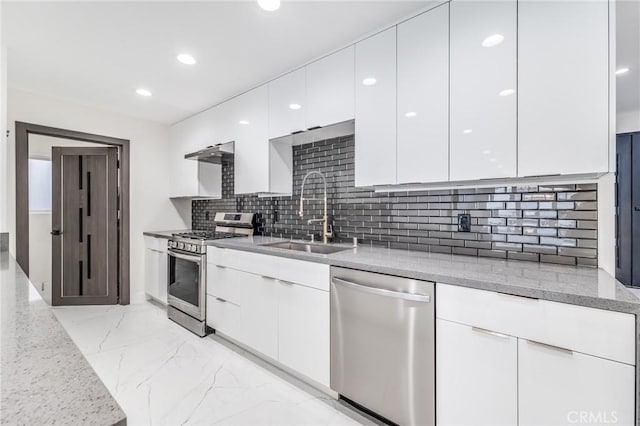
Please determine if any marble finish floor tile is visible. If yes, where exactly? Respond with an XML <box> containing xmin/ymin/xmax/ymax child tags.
<box><xmin>53</xmin><ymin>301</ymin><xmax>372</xmax><ymax>426</ymax></box>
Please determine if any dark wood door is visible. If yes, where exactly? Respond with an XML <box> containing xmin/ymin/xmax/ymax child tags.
<box><xmin>51</xmin><ymin>147</ymin><xmax>119</xmax><ymax>305</ymax></box>
<box><xmin>616</xmin><ymin>132</ymin><xmax>640</xmax><ymax>287</ymax></box>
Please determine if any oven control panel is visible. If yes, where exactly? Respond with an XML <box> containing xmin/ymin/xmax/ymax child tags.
<box><xmin>168</xmin><ymin>240</ymin><xmax>205</xmax><ymax>254</ymax></box>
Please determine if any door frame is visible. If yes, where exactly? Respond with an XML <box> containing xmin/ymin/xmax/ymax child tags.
<box><xmin>15</xmin><ymin>121</ymin><xmax>130</xmax><ymax>304</ymax></box>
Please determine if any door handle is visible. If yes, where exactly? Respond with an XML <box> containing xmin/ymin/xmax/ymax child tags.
<box><xmin>50</xmin><ymin>230</ymin><xmax>63</xmax><ymax>236</ymax></box>
<box><xmin>634</xmin><ymin>206</ymin><xmax>640</xmax><ymax>212</ymax></box>
<box><xmin>331</xmin><ymin>277</ymin><xmax>431</xmax><ymax>303</ymax></box>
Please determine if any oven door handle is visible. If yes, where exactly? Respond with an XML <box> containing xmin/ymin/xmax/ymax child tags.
<box><xmin>168</xmin><ymin>250</ymin><xmax>202</xmax><ymax>263</ymax></box>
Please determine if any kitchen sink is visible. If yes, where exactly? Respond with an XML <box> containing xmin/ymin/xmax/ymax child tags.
<box><xmin>261</xmin><ymin>241</ymin><xmax>350</xmax><ymax>255</ymax></box>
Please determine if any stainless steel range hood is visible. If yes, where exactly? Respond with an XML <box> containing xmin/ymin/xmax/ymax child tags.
<box><xmin>184</xmin><ymin>141</ymin><xmax>234</xmax><ymax>164</ymax></box>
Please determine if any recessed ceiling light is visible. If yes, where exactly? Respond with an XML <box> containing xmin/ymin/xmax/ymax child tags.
<box><xmin>238</xmin><ymin>120</ymin><xmax>250</xmax><ymax>125</ymax></box>
<box><xmin>482</xmin><ymin>150</ymin><xmax>491</xmax><ymax>155</ymax></box>
<box><xmin>258</xmin><ymin>0</ymin><xmax>280</xmax><ymax>11</ymax></box>
<box><xmin>463</xmin><ymin>129</ymin><xmax>473</xmax><ymax>134</ymax></box>
<box><xmin>490</xmin><ymin>158</ymin><xmax>497</xmax><ymax>163</ymax></box>
<box><xmin>289</xmin><ymin>103</ymin><xmax>302</xmax><ymax>110</ymax></box>
<box><xmin>136</xmin><ymin>88</ymin><xmax>152</xmax><ymax>97</ymax></box>
<box><xmin>616</xmin><ymin>67</ymin><xmax>630</xmax><ymax>75</ymax></box>
<box><xmin>482</xmin><ymin>34</ymin><xmax>504</xmax><ymax>48</ymax></box>
<box><xmin>499</xmin><ymin>89</ymin><xmax>515</xmax><ymax>97</ymax></box>
<box><xmin>177</xmin><ymin>53</ymin><xmax>196</xmax><ymax>65</ymax></box>
<box><xmin>362</xmin><ymin>77</ymin><xmax>377</xmax><ymax>86</ymax></box>
<box><xmin>405</xmin><ymin>111</ymin><xmax>417</xmax><ymax>118</ymax></box>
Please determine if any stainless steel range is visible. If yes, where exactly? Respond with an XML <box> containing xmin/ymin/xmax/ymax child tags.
<box><xmin>167</xmin><ymin>212</ymin><xmax>255</xmax><ymax>336</ymax></box>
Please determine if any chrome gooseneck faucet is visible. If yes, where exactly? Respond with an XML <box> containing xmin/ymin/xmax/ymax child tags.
<box><xmin>299</xmin><ymin>170</ymin><xmax>333</xmax><ymax>244</ymax></box>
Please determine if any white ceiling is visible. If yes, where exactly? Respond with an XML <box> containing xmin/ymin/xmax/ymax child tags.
<box><xmin>3</xmin><ymin>0</ymin><xmax>430</xmax><ymax>125</ymax></box>
<box><xmin>616</xmin><ymin>0</ymin><xmax>640</xmax><ymax>114</ymax></box>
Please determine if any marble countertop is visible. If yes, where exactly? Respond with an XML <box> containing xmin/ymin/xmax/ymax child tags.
<box><xmin>205</xmin><ymin>235</ymin><xmax>640</xmax><ymax>316</ymax></box>
<box><xmin>0</xmin><ymin>253</ymin><xmax>126</xmax><ymax>426</ymax></box>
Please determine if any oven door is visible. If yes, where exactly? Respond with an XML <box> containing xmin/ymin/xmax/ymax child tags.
<box><xmin>167</xmin><ymin>249</ymin><xmax>206</xmax><ymax>320</ymax></box>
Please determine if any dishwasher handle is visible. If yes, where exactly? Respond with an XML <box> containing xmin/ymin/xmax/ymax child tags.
<box><xmin>332</xmin><ymin>277</ymin><xmax>431</xmax><ymax>303</ymax></box>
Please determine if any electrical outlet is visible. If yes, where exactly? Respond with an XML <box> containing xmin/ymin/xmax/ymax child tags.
<box><xmin>205</xmin><ymin>211</ymin><xmax>210</xmax><ymax>221</ymax></box>
<box><xmin>458</xmin><ymin>213</ymin><xmax>471</xmax><ymax>232</ymax></box>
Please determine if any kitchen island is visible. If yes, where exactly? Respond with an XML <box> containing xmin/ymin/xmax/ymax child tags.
<box><xmin>0</xmin><ymin>252</ymin><xmax>126</xmax><ymax>426</ymax></box>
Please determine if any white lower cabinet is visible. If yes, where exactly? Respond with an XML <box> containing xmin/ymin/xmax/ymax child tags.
<box><xmin>518</xmin><ymin>339</ymin><xmax>635</xmax><ymax>426</ymax></box>
<box><xmin>436</xmin><ymin>319</ymin><xmax>517</xmax><ymax>426</ymax></box>
<box><xmin>241</xmin><ymin>274</ymin><xmax>279</xmax><ymax>360</ymax></box>
<box><xmin>436</xmin><ymin>283</ymin><xmax>636</xmax><ymax>426</ymax></box>
<box><xmin>206</xmin><ymin>249</ymin><xmax>330</xmax><ymax>387</ymax></box>
<box><xmin>278</xmin><ymin>281</ymin><xmax>330</xmax><ymax>387</ymax></box>
<box><xmin>144</xmin><ymin>236</ymin><xmax>167</xmax><ymax>304</ymax></box>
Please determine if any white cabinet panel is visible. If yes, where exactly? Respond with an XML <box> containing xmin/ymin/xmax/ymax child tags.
<box><xmin>168</xmin><ymin>109</ymin><xmax>222</xmax><ymax>198</ymax></box>
<box><xmin>449</xmin><ymin>0</ymin><xmax>517</xmax><ymax>181</ymax></box>
<box><xmin>436</xmin><ymin>319</ymin><xmax>517</xmax><ymax>426</ymax></box>
<box><xmin>306</xmin><ymin>46</ymin><xmax>355</xmax><ymax>128</ymax></box>
<box><xmin>144</xmin><ymin>237</ymin><xmax>167</xmax><ymax>304</ymax></box>
<box><xmin>278</xmin><ymin>282</ymin><xmax>330</xmax><ymax>387</ymax></box>
<box><xmin>206</xmin><ymin>264</ymin><xmax>244</xmax><ymax>305</ymax></box>
<box><xmin>268</xmin><ymin>68</ymin><xmax>307</xmax><ymax>139</ymax></box>
<box><xmin>241</xmin><ymin>274</ymin><xmax>279</xmax><ymax>360</ymax></box>
<box><xmin>355</xmin><ymin>27</ymin><xmax>397</xmax><ymax>187</ymax></box>
<box><xmin>518</xmin><ymin>0</ymin><xmax>609</xmax><ymax>177</ymax></box>
<box><xmin>206</xmin><ymin>294</ymin><xmax>242</xmax><ymax>340</ymax></box>
<box><xmin>232</xmin><ymin>86</ymin><xmax>272</xmax><ymax>194</ymax></box>
<box><xmin>397</xmin><ymin>4</ymin><xmax>450</xmax><ymax>184</ymax></box>
<box><xmin>519</xmin><ymin>338</ymin><xmax>635</xmax><ymax>426</ymax></box>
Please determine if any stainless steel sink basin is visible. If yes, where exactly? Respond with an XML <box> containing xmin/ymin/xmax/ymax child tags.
<box><xmin>261</xmin><ymin>241</ymin><xmax>350</xmax><ymax>255</ymax></box>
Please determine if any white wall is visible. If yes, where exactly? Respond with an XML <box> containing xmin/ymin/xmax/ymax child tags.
<box><xmin>617</xmin><ymin>109</ymin><xmax>640</xmax><ymax>134</ymax></box>
<box><xmin>6</xmin><ymin>88</ymin><xmax>190</xmax><ymax>303</ymax></box>
<box><xmin>0</xmin><ymin>0</ymin><xmax>8</xmax><ymax>234</ymax></box>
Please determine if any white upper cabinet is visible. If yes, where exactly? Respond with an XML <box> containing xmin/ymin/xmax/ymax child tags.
<box><xmin>306</xmin><ymin>46</ymin><xmax>355</xmax><ymax>129</ymax></box>
<box><xmin>517</xmin><ymin>1</ymin><xmax>609</xmax><ymax>177</ymax></box>
<box><xmin>231</xmin><ymin>86</ymin><xmax>271</xmax><ymax>194</ymax></box>
<box><xmin>268</xmin><ymin>68</ymin><xmax>307</xmax><ymax>139</ymax></box>
<box><xmin>449</xmin><ymin>0</ymin><xmax>517</xmax><ymax>181</ymax></box>
<box><xmin>397</xmin><ymin>4</ymin><xmax>450</xmax><ymax>184</ymax></box>
<box><xmin>168</xmin><ymin>110</ymin><xmax>222</xmax><ymax>198</ymax></box>
<box><xmin>355</xmin><ymin>27</ymin><xmax>397</xmax><ymax>187</ymax></box>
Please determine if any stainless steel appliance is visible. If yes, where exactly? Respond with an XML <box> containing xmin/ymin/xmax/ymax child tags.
<box><xmin>330</xmin><ymin>267</ymin><xmax>435</xmax><ymax>426</ymax></box>
<box><xmin>167</xmin><ymin>212</ymin><xmax>255</xmax><ymax>336</ymax></box>
<box><xmin>184</xmin><ymin>141</ymin><xmax>234</xmax><ymax>164</ymax></box>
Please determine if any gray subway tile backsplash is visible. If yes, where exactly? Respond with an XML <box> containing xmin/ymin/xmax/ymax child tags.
<box><xmin>192</xmin><ymin>135</ymin><xmax>599</xmax><ymax>266</ymax></box>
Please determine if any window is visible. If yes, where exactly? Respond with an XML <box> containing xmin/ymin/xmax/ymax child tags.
<box><xmin>29</xmin><ymin>158</ymin><xmax>52</xmax><ymax>212</ymax></box>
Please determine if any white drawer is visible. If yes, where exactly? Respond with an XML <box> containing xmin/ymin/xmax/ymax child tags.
<box><xmin>277</xmin><ymin>257</ymin><xmax>330</xmax><ymax>291</ymax></box>
<box><xmin>208</xmin><ymin>247</ymin><xmax>279</xmax><ymax>279</ymax></box>
<box><xmin>206</xmin><ymin>264</ymin><xmax>245</xmax><ymax>305</ymax></box>
<box><xmin>206</xmin><ymin>294</ymin><xmax>242</xmax><ymax>340</ymax></box>
<box><xmin>437</xmin><ymin>283</ymin><xmax>636</xmax><ymax>365</ymax></box>
<box><xmin>208</xmin><ymin>247</ymin><xmax>330</xmax><ymax>292</ymax></box>
<box><xmin>144</xmin><ymin>235</ymin><xmax>167</xmax><ymax>252</ymax></box>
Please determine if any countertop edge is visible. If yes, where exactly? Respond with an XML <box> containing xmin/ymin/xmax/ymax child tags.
<box><xmin>206</xmin><ymin>239</ymin><xmax>640</xmax><ymax>316</ymax></box>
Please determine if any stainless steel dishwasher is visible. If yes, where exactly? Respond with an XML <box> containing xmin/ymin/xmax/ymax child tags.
<box><xmin>330</xmin><ymin>267</ymin><xmax>435</xmax><ymax>426</ymax></box>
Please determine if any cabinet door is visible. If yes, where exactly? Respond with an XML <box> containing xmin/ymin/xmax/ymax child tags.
<box><xmin>518</xmin><ymin>338</ymin><xmax>635</xmax><ymax>426</ymax></box>
<box><xmin>397</xmin><ymin>4</ymin><xmax>449</xmax><ymax>184</ymax></box>
<box><xmin>206</xmin><ymin>294</ymin><xmax>242</xmax><ymax>340</ymax></box>
<box><xmin>168</xmin><ymin>121</ymin><xmax>199</xmax><ymax>197</ymax></box>
<box><xmin>241</xmin><ymin>274</ymin><xmax>279</xmax><ymax>360</ymax></box>
<box><xmin>355</xmin><ymin>27</ymin><xmax>397</xmax><ymax>187</ymax></box>
<box><xmin>156</xmin><ymin>249</ymin><xmax>167</xmax><ymax>304</ymax></box>
<box><xmin>144</xmin><ymin>248</ymin><xmax>159</xmax><ymax>300</ymax></box>
<box><xmin>449</xmin><ymin>0</ymin><xmax>517</xmax><ymax>181</ymax></box>
<box><xmin>306</xmin><ymin>46</ymin><xmax>355</xmax><ymax>128</ymax></box>
<box><xmin>518</xmin><ymin>1</ymin><xmax>609</xmax><ymax>177</ymax></box>
<box><xmin>233</xmin><ymin>86</ymin><xmax>271</xmax><ymax>194</ymax></box>
<box><xmin>436</xmin><ymin>319</ymin><xmax>517</xmax><ymax>426</ymax></box>
<box><xmin>268</xmin><ymin>68</ymin><xmax>307</xmax><ymax>139</ymax></box>
<box><xmin>278</xmin><ymin>282</ymin><xmax>330</xmax><ymax>387</ymax></box>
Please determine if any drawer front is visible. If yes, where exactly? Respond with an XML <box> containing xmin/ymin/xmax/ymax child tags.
<box><xmin>209</xmin><ymin>247</ymin><xmax>330</xmax><ymax>291</ymax></box>
<box><xmin>277</xmin><ymin>257</ymin><xmax>330</xmax><ymax>291</ymax></box>
<box><xmin>144</xmin><ymin>235</ymin><xmax>167</xmax><ymax>252</ymax></box>
<box><xmin>437</xmin><ymin>283</ymin><xmax>636</xmax><ymax>365</ymax></box>
<box><xmin>208</xmin><ymin>247</ymin><xmax>279</xmax><ymax>279</ymax></box>
<box><xmin>206</xmin><ymin>294</ymin><xmax>242</xmax><ymax>340</ymax></box>
<box><xmin>206</xmin><ymin>264</ymin><xmax>245</xmax><ymax>305</ymax></box>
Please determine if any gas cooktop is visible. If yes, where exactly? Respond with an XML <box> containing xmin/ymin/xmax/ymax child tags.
<box><xmin>171</xmin><ymin>231</ymin><xmax>240</xmax><ymax>241</ymax></box>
